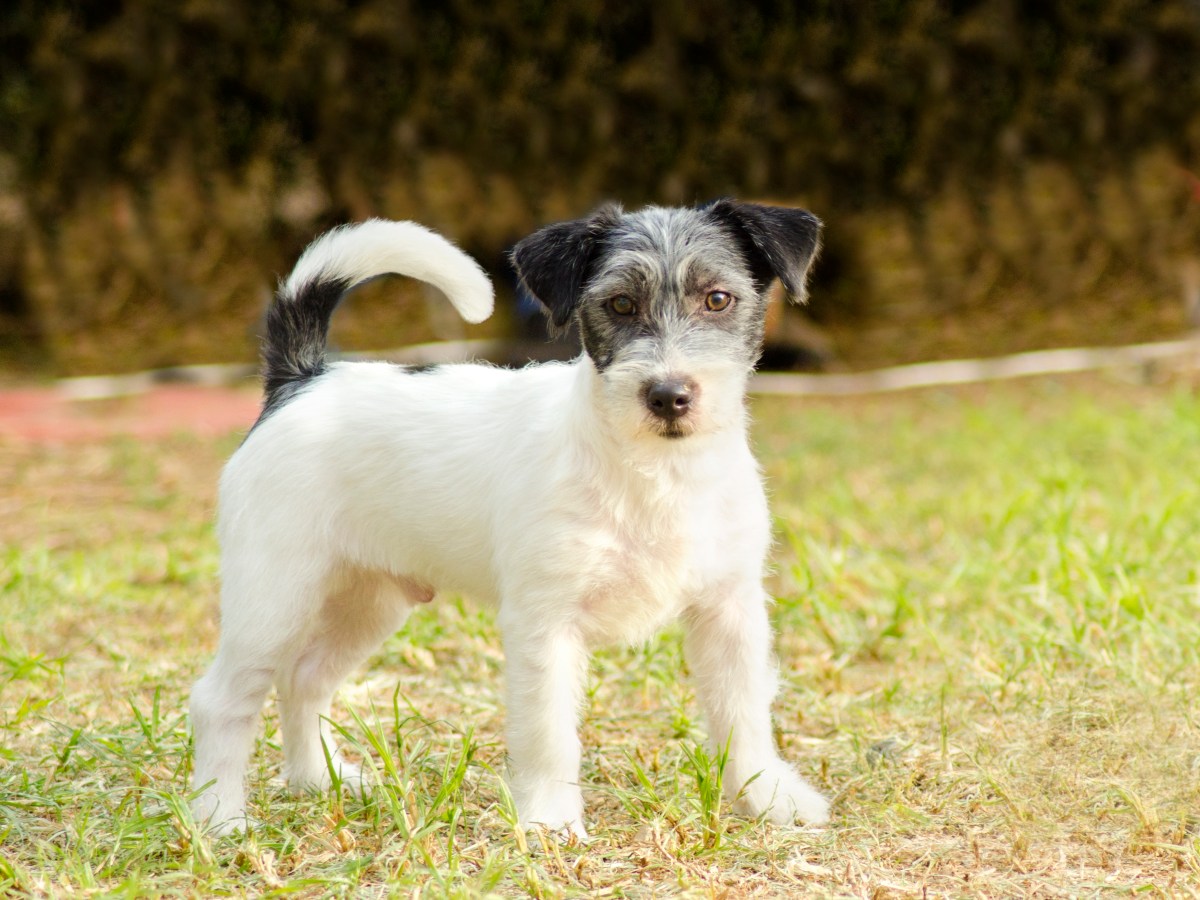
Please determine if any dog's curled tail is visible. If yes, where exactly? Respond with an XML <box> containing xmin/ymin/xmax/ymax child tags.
<box><xmin>263</xmin><ymin>218</ymin><xmax>494</xmax><ymax>402</ymax></box>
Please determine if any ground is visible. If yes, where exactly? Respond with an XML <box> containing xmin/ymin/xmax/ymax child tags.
<box><xmin>1</xmin><ymin>373</ymin><xmax>1198</xmax><ymax>897</ymax></box>
<box><xmin>0</xmin><ymin>383</ymin><xmax>262</xmax><ymax>443</ymax></box>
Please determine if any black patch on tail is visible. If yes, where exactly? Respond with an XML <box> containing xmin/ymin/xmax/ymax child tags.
<box><xmin>256</xmin><ymin>275</ymin><xmax>351</xmax><ymax>424</ymax></box>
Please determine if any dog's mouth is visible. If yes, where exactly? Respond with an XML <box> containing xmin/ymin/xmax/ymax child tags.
<box><xmin>649</xmin><ymin>417</ymin><xmax>696</xmax><ymax>440</ymax></box>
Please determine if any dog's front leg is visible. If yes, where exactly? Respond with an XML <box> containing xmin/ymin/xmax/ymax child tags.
<box><xmin>499</xmin><ymin>608</ymin><xmax>590</xmax><ymax>840</ymax></box>
<box><xmin>683</xmin><ymin>589</ymin><xmax>831</xmax><ymax>826</ymax></box>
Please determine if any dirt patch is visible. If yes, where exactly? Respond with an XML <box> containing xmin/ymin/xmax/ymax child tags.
<box><xmin>0</xmin><ymin>384</ymin><xmax>263</xmax><ymax>444</ymax></box>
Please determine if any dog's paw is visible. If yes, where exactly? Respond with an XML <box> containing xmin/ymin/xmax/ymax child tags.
<box><xmin>332</xmin><ymin>758</ymin><xmax>373</xmax><ymax>798</ymax></box>
<box><xmin>513</xmin><ymin>782</ymin><xmax>589</xmax><ymax>842</ymax></box>
<box><xmin>731</xmin><ymin>762</ymin><xmax>831</xmax><ymax>827</ymax></box>
<box><xmin>524</xmin><ymin>819</ymin><xmax>590</xmax><ymax>845</ymax></box>
<box><xmin>192</xmin><ymin>790</ymin><xmax>254</xmax><ymax>838</ymax></box>
<box><xmin>204</xmin><ymin>814</ymin><xmax>262</xmax><ymax>838</ymax></box>
<box><xmin>522</xmin><ymin>816</ymin><xmax>590</xmax><ymax>844</ymax></box>
<box><xmin>287</xmin><ymin>755</ymin><xmax>372</xmax><ymax>797</ymax></box>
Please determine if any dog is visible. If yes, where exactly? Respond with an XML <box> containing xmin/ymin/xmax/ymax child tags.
<box><xmin>189</xmin><ymin>200</ymin><xmax>831</xmax><ymax>839</ymax></box>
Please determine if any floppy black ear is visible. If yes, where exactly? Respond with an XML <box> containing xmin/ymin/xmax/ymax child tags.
<box><xmin>510</xmin><ymin>203</ymin><xmax>623</xmax><ymax>328</ymax></box>
<box><xmin>704</xmin><ymin>199</ymin><xmax>823</xmax><ymax>303</ymax></box>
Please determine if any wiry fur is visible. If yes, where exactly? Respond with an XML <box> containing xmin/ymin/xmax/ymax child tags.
<box><xmin>190</xmin><ymin>202</ymin><xmax>829</xmax><ymax>840</ymax></box>
<box><xmin>260</xmin><ymin>219</ymin><xmax>493</xmax><ymax>418</ymax></box>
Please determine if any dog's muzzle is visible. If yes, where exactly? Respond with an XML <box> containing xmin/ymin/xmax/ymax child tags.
<box><xmin>644</xmin><ymin>380</ymin><xmax>694</xmax><ymax>422</ymax></box>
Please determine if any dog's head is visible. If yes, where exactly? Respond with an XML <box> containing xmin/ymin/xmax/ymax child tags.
<box><xmin>511</xmin><ymin>200</ymin><xmax>821</xmax><ymax>441</ymax></box>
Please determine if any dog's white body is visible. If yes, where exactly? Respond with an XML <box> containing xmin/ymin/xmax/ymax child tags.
<box><xmin>191</xmin><ymin>211</ymin><xmax>830</xmax><ymax>838</ymax></box>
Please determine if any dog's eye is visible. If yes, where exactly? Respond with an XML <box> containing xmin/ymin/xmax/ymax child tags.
<box><xmin>704</xmin><ymin>290</ymin><xmax>733</xmax><ymax>312</ymax></box>
<box><xmin>609</xmin><ymin>296</ymin><xmax>636</xmax><ymax>316</ymax></box>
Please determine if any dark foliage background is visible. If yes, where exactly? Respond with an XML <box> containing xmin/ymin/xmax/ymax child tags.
<box><xmin>2</xmin><ymin>0</ymin><xmax>1199</xmax><ymax>373</ymax></box>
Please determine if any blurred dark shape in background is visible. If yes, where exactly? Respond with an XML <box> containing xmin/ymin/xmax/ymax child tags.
<box><xmin>1</xmin><ymin>0</ymin><xmax>1198</xmax><ymax>375</ymax></box>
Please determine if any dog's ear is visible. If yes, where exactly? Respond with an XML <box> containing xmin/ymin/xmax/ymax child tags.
<box><xmin>510</xmin><ymin>203</ymin><xmax>622</xmax><ymax>329</ymax></box>
<box><xmin>704</xmin><ymin>199</ymin><xmax>823</xmax><ymax>303</ymax></box>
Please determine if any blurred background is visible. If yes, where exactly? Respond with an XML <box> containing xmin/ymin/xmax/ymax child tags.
<box><xmin>1</xmin><ymin>0</ymin><xmax>1198</xmax><ymax>377</ymax></box>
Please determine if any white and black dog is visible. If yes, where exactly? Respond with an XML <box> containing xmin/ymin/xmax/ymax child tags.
<box><xmin>190</xmin><ymin>200</ymin><xmax>830</xmax><ymax>838</ymax></box>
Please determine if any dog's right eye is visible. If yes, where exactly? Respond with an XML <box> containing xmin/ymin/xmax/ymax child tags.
<box><xmin>609</xmin><ymin>296</ymin><xmax>636</xmax><ymax>316</ymax></box>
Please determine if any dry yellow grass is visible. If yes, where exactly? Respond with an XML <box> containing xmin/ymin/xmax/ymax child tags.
<box><xmin>2</xmin><ymin>374</ymin><xmax>1199</xmax><ymax>897</ymax></box>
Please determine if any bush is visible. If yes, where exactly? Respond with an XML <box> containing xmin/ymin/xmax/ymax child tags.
<box><xmin>2</xmin><ymin>1</ymin><xmax>1198</xmax><ymax>373</ymax></box>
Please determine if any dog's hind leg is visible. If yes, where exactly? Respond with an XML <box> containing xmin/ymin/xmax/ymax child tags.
<box><xmin>276</xmin><ymin>569</ymin><xmax>422</xmax><ymax>795</ymax></box>
<box><xmin>190</xmin><ymin>654</ymin><xmax>274</xmax><ymax>835</ymax></box>
<box><xmin>190</xmin><ymin>566</ymin><xmax>323</xmax><ymax>834</ymax></box>
<box><xmin>192</xmin><ymin>542</ymin><xmax>350</xmax><ymax>835</ymax></box>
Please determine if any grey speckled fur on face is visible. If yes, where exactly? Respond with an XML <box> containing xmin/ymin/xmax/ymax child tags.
<box><xmin>511</xmin><ymin>199</ymin><xmax>823</xmax><ymax>439</ymax></box>
<box><xmin>577</xmin><ymin>206</ymin><xmax>770</xmax><ymax>373</ymax></box>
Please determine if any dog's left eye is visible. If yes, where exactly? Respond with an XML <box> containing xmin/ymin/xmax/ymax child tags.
<box><xmin>610</xmin><ymin>296</ymin><xmax>637</xmax><ymax>316</ymax></box>
<box><xmin>704</xmin><ymin>290</ymin><xmax>733</xmax><ymax>312</ymax></box>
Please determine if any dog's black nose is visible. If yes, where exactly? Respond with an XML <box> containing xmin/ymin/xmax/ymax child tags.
<box><xmin>645</xmin><ymin>381</ymin><xmax>694</xmax><ymax>421</ymax></box>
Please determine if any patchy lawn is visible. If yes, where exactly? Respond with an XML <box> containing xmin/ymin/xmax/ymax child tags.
<box><xmin>2</xmin><ymin>374</ymin><xmax>1199</xmax><ymax>897</ymax></box>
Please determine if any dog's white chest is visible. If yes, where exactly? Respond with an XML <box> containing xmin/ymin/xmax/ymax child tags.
<box><xmin>572</xmin><ymin>521</ymin><xmax>689</xmax><ymax>645</ymax></box>
<box><xmin>556</xmin><ymin>460</ymin><xmax>765</xmax><ymax>647</ymax></box>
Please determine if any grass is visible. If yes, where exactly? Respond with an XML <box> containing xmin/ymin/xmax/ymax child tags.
<box><xmin>2</xmin><ymin>372</ymin><xmax>1200</xmax><ymax>897</ymax></box>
